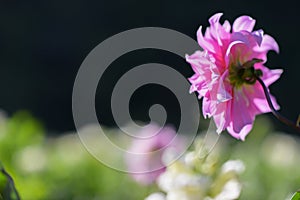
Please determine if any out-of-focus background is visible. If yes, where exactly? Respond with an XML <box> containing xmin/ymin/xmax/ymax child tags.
<box><xmin>1</xmin><ymin>112</ymin><xmax>300</xmax><ymax>200</ymax></box>
<box><xmin>0</xmin><ymin>0</ymin><xmax>300</xmax><ymax>199</ymax></box>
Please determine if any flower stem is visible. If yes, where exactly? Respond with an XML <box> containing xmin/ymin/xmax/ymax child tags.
<box><xmin>256</xmin><ymin>76</ymin><xmax>300</xmax><ymax>132</ymax></box>
<box><xmin>0</xmin><ymin>166</ymin><xmax>21</xmax><ymax>200</ymax></box>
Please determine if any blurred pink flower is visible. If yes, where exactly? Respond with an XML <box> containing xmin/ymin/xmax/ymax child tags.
<box><xmin>125</xmin><ymin>124</ymin><xmax>184</xmax><ymax>185</ymax></box>
<box><xmin>186</xmin><ymin>13</ymin><xmax>282</xmax><ymax>140</ymax></box>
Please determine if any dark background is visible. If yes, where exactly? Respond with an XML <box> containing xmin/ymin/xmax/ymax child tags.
<box><xmin>0</xmin><ymin>0</ymin><xmax>299</xmax><ymax>135</ymax></box>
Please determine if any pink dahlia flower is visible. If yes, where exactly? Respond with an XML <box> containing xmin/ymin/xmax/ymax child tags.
<box><xmin>186</xmin><ymin>13</ymin><xmax>283</xmax><ymax>140</ymax></box>
<box><xmin>125</xmin><ymin>124</ymin><xmax>184</xmax><ymax>185</ymax></box>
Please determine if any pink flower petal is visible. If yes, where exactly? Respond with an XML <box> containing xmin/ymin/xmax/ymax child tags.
<box><xmin>188</xmin><ymin>74</ymin><xmax>208</xmax><ymax>98</ymax></box>
<box><xmin>208</xmin><ymin>13</ymin><xmax>223</xmax><ymax>45</ymax></box>
<box><xmin>197</xmin><ymin>26</ymin><xmax>216</xmax><ymax>53</ymax></box>
<box><xmin>230</xmin><ymin>32</ymin><xmax>250</xmax><ymax>46</ymax></box>
<box><xmin>244</xmin><ymin>82</ymin><xmax>280</xmax><ymax>113</ymax></box>
<box><xmin>255</xmin><ymin>64</ymin><xmax>283</xmax><ymax>86</ymax></box>
<box><xmin>262</xmin><ymin>68</ymin><xmax>283</xmax><ymax>86</ymax></box>
<box><xmin>209</xmin><ymin>13</ymin><xmax>223</xmax><ymax>25</ymax></box>
<box><xmin>227</xmin><ymin>122</ymin><xmax>253</xmax><ymax>141</ymax></box>
<box><xmin>216</xmin><ymin>70</ymin><xmax>232</xmax><ymax>103</ymax></box>
<box><xmin>251</xmin><ymin>29</ymin><xmax>264</xmax><ymax>46</ymax></box>
<box><xmin>207</xmin><ymin>13</ymin><xmax>232</xmax><ymax>45</ymax></box>
<box><xmin>223</xmin><ymin>20</ymin><xmax>231</xmax><ymax>33</ymax></box>
<box><xmin>233</xmin><ymin>15</ymin><xmax>256</xmax><ymax>32</ymax></box>
<box><xmin>230</xmin><ymin>88</ymin><xmax>255</xmax><ymax>135</ymax></box>
<box><xmin>253</xmin><ymin>95</ymin><xmax>280</xmax><ymax>113</ymax></box>
<box><xmin>214</xmin><ymin>100</ymin><xmax>232</xmax><ymax>133</ymax></box>
<box><xmin>185</xmin><ymin>51</ymin><xmax>214</xmax><ymax>75</ymax></box>
<box><xmin>202</xmin><ymin>95</ymin><xmax>212</xmax><ymax>118</ymax></box>
<box><xmin>257</xmin><ymin>34</ymin><xmax>279</xmax><ymax>53</ymax></box>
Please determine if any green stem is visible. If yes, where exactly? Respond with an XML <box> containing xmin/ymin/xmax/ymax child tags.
<box><xmin>0</xmin><ymin>166</ymin><xmax>21</xmax><ymax>200</ymax></box>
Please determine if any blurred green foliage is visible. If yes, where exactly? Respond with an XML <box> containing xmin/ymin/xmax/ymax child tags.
<box><xmin>0</xmin><ymin>111</ymin><xmax>300</xmax><ymax>199</ymax></box>
<box><xmin>220</xmin><ymin>117</ymin><xmax>300</xmax><ymax>200</ymax></box>
<box><xmin>0</xmin><ymin>111</ymin><xmax>155</xmax><ymax>200</ymax></box>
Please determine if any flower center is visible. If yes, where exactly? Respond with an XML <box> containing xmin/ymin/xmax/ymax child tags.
<box><xmin>229</xmin><ymin>58</ymin><xmax>263</xmax><ymax>87</ymax></box>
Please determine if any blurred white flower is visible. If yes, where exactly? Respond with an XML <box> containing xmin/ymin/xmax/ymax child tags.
<box><xmin>158</xmin><ymin>170</ymin><xmax>210</xmax><ymax>193</ymax></box>
<box><xmin>167</xmin><ymin>190</ymin><xmax>203</xmax><ymax>200</ymax></box>
<box><xmin>221</xmin><ymin>160</ymin><xmax>245</xmax><ymax>174</ymax></box>
<box><xmin>184</xmin><ymin>151</ymin><xmax>197</xmax><ymax>167</ymax></box>
<box><xmin>14</xmin><ymin>145</ymin><xmax>47</xmax><ymax>173</ymax></box>
<box><xmin>262</xmin><ymin>133</ymin><xmax>298</xmax><ymax>168</ymax></box>
<box><xmin>54</xmin><ymin>133</ymin><xmax>85</xmax><ymax>165</ymax></box>
<box><xmin>145</xmin><ymin>138</ymin><xmax>245</xmax><ymax>200</ymax></box>
<box><xmin>213</xmin><ymin>179</ymin><xmax>242</xmax><ymax>200</ymax></box>
<box><xmin>145</xmin><ymin>192</ymin><xmax>166</xmax><ymax>200</ymax></box>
